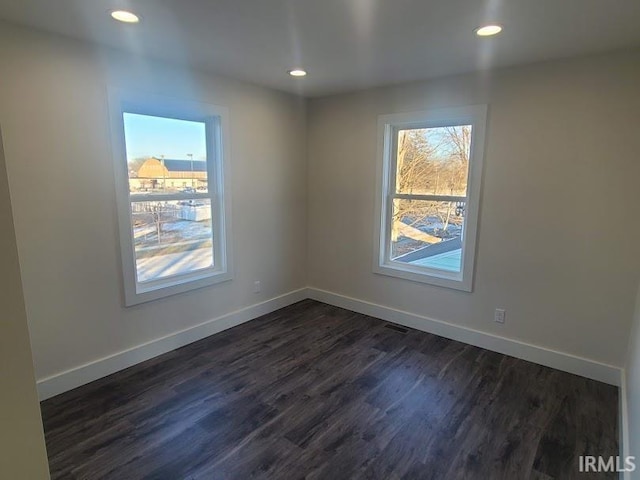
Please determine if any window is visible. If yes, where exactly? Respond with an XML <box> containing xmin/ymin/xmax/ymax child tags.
<box><xmin>109</xmin><ymin>90</ymin><xmax>232</xmax><ymax>305</ymax></box>
<box><xmin>374</xmin><ymin>106</ymin><xmax>487</xmax><ymax>291</ymax></box>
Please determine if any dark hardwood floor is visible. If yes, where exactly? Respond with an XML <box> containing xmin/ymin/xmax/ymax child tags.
<box><xmin>41</xmin><ymin>300</ymin><xmax>619</xmax><ymax>479</ymax></box>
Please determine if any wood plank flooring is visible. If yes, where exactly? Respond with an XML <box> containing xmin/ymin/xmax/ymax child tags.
<box><xmin>41</xmin><ymin>300</ymin><xmax>619</xmax><ymax>479</ymax></box>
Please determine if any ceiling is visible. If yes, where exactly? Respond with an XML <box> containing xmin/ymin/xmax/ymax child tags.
<box><xmin>0</xmin><ymin>0</ymin><xmax>639</xmax><ymax>97</ymax></box>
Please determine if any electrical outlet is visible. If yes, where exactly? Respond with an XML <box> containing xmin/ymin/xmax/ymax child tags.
<box><xmin>494</xmin><ymin>308</ymin><xmax>506</xmax><ymax>324</ymax></box>
<box><xmin>253</xmin><ymin>280</ymin><xmax>261</xmax><ymax>293</ymax></box>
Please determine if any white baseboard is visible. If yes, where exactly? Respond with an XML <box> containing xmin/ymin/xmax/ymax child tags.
<box><xmin>307</xmin><ymin>287</ymin><xmax>621</xmax><ymax>386</ymax></box>
<box><xmin>620</xmin><ymin>369</ymin><xmax>631</xmax><ymax>480</ymax></box>
<box><xmin>37</xmin><ymin>288</ymin><xmax>309</xmax><ymax>400</ymax></box>
<box><xmin>39</xmin><ymin>286</ymin><xmax>622</xmax><ymax>401</ymax></box>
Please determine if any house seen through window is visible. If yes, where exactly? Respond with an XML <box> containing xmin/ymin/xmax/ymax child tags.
<box><xmin>124</xmin><ymin>113</ymin><xmax>213</xmax><ymax>283</ymax></box>
<box><xmin>110</xmin><ymin>91</ymin><xmax>231</xmax><ymax>305</ymax></box>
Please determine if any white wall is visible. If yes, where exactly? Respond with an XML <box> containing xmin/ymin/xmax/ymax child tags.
<box><xmin>0</xmin><ymin>127</ymin><xmax>50</xmax><ymax>478</ymax></box>
<box><xmin>307</xmin><ymin>51</ymin><xmax>640</xmax><ymax>368</ymax></box>
<box><xmin>625</xmin><ymin>284</ymin><xmax>640</xmax><ymax>476</ymax></box>
<box><xmin>0</xmin><ymin>22</ymin><xmax>307</xmax><ymax>384</ymax></box>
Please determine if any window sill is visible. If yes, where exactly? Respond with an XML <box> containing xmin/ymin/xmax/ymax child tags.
<box><xmin>373</xmin><ymin>262</ymin><xmax>472</xmax><ymax>292</ymax></box>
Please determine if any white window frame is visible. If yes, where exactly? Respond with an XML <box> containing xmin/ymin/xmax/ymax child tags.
<box><xmin>108</xmin><ymin>89</ymin><xmax>233</xmax><ymax>306</ymax></box>
<box><xmin>373</xmin><ymin>105</ymin><xmax>487</xmax><ymax>292</ymax></box>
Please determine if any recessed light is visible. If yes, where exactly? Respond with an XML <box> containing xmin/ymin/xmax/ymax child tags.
<box><xmin>288</xmin><ymin>69</ymin><xmax>307</xmax><ymax>77</ymax></box>
<box><xmin>475</xmin><ymin>24</ymin><xmax>503</xmax><ymax>37</ymax></box>
<box><xmin>110</xmin><ymin>10</ymin><xmax>140</xmax><ymax>23</ymax></box>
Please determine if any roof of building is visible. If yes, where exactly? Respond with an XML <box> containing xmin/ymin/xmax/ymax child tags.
<box><xmin>394</xmin><ymin>236</ymin><xmax>462</xmax><ymax>263</ymax></box>
<box><xmin>137</xmin><ymin>158</ymin><xmax>169</xmax><ymax>178</ymax></box>
<box><xmin>154</xmin><ymin>158</ymin><xmax>207</xmax><ymax>172</ymax></box>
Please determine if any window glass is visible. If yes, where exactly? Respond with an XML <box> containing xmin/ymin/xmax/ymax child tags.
<box><xmin>131</xmin><ymin>199</ymin><xmax>214</xmax><ymax>282</ymax></box>
<box><xmin>123</xmin><ymin>113</ymin><xmax>209</xmax><ymax>196</ymax></box>
<box><xmin>390</xmin><ymin>199</ymin><xmax>464</xmax><ymax>273</ymax></box>
<box><xmin>395</xmin><ymin>125</ymin><xmax>471</xmax><ymax>196</ymax></box>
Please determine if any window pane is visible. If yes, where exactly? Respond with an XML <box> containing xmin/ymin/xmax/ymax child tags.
<box><xmin>123</xmin><ymin>113</ymin><xmax>208</xmax><ymax>196</ymax></box>
<box><xmin>390</xmin><ymin>199</ymin><xmax>465</xmax><ymax>273</ymax></box>
<box><xmin>131</xmin><ymin>199</ymin><xmax>214</xmax><ymax>283</ymax></box>
<box><xmin>395</xmin><ymin>125</ymin><xmax>471</xmax><ymax>196</ymax></box>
